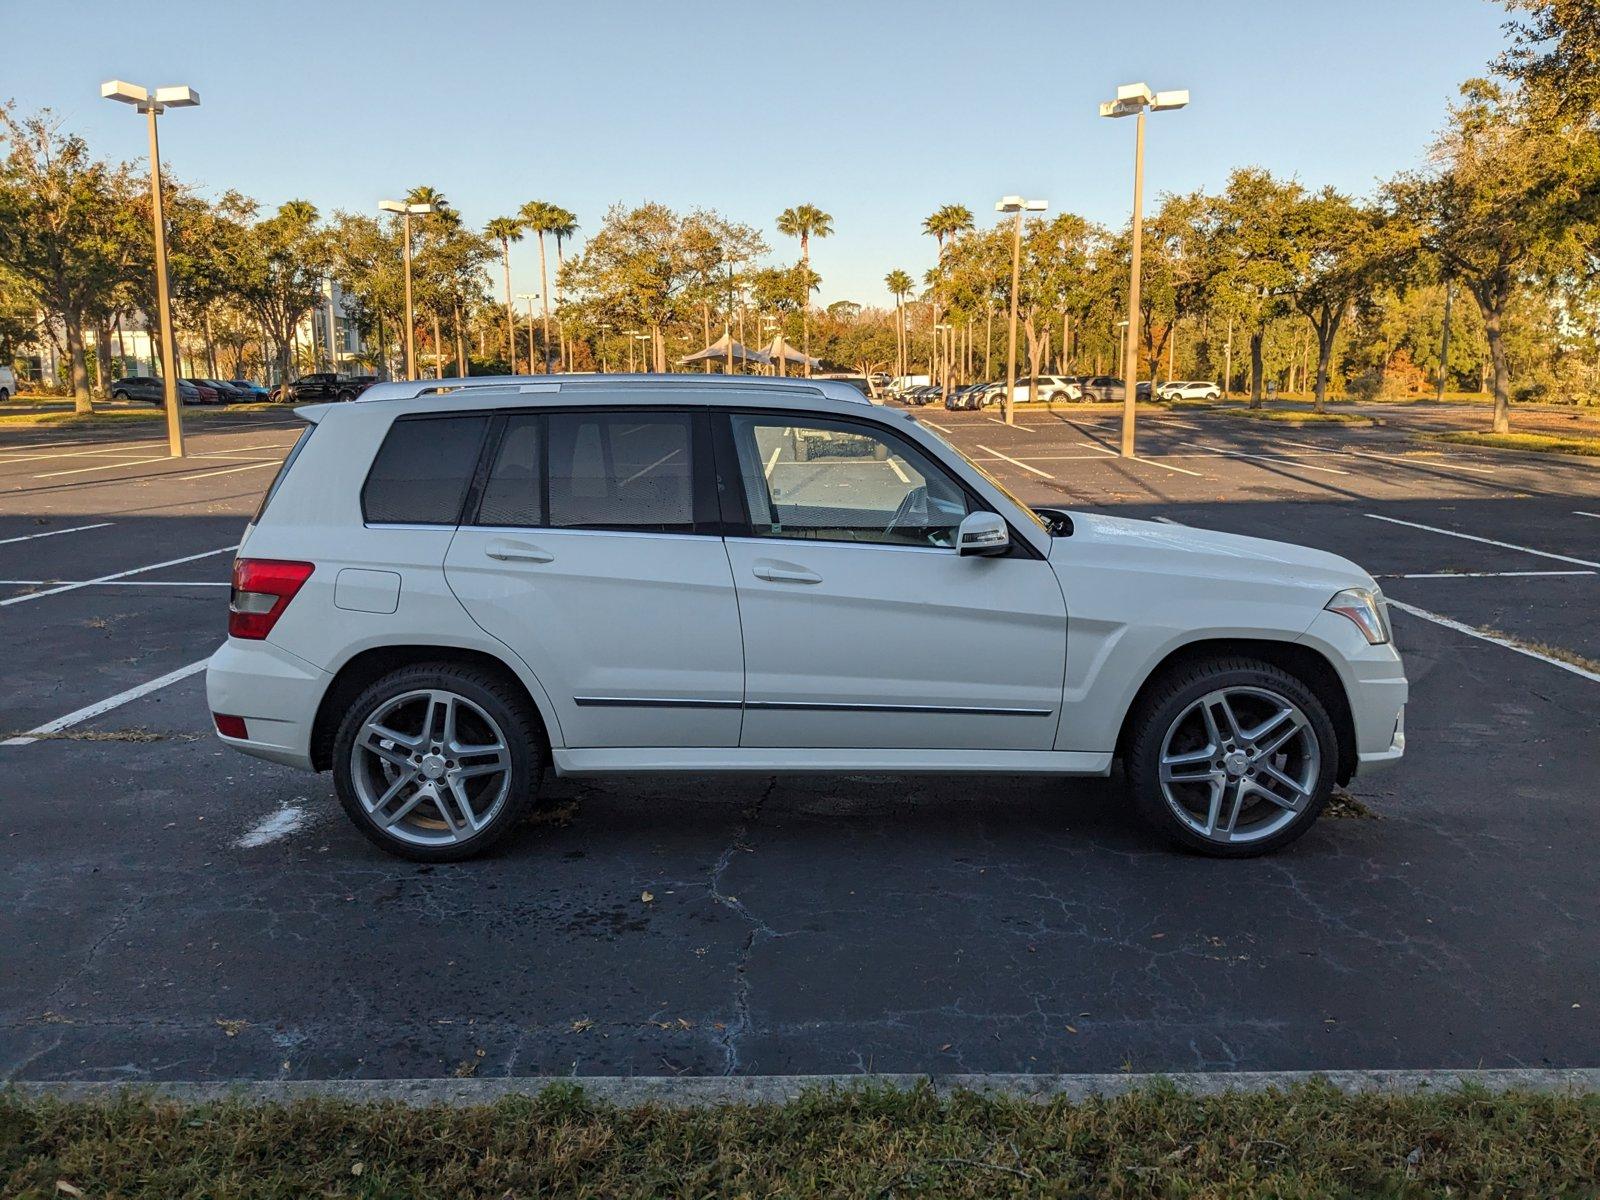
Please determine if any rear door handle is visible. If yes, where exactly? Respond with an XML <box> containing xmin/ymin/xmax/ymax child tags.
<box><xmin>484</xmin><ymin>538</ymin><xmax>554</xmax><ymax>564</ymax></box>
<box><xmin>752</xmin><ymin>559</ymin><xmax>821</xmax><ymax>585</ymax></box>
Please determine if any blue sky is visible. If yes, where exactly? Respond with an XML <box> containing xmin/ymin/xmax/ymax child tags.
<box><xmin>9</xmin><ymin>0</ymin><xmax>1512</xmax><ymax>308</ymax></box>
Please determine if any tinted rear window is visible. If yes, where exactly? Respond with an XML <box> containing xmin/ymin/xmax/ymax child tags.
<box><xmin>362</xmin><ymin>415</ymin><xmax>488</xmax><ymax>525</ymax></box>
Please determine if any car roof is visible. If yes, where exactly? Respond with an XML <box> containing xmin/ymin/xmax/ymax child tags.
<box><xmin>298</xmin><ymin>373</ymin><xmax>889</xmax><ymax>425</ymax></box>
<box><xmin>349</xmin><ymin>373</ymin><xmax>880</xmax><ymax>407</ymax></box>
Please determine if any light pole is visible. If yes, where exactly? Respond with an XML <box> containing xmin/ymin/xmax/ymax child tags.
<box><xmin>632</xmin><ymin>333</ymin><xmax>652</xmax><ymax>373</ymax></box>
<box><xmin>381</xmin><ymin>198</ymin><xmax>438</xmax><ymax>380</ymax></box>
<box><xmin>995</xmin><ymin>196</ymin><xmax>1047</xmax><ymax>426</ymax></box>
<box><xmin>600</xmin><ymin>323</ymin><xmax>613</xmax><ymax>373</ymax></box>
<box><xmin>517</xmin><ymin>294</ymin><xmax>539</xmax><ymax>375</ymax></box>
<box><xmin>101</xmin><ymin>80</ymin><xmax>198</xmax><ymax>458</ymax></box>
<box><xmin>1100</xmin><ymin>82</ymin><xmax>1188</xmax><ymax>457</ymax></box>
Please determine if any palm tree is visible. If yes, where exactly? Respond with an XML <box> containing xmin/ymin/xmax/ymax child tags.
<box><xmin>920</xmin><ymin>205</ymin><xmax>974</xmax><ymax>390</ymax></box>
<box><xmin>775</xmin><ymin>204</ymin><xmax>833</xmax><ymax>376</ymax></box>
<box><xmin>519</xmin><ymin>200</ymin><xmax>573</xmax><ymax>372</ymax></box>
<box><xmin>484</xmin><ymin>217</ymin><xmax>524</xmax><ymax>371</ymax></box>
<box><xmin>547</xmin><ymin>207</ymin><xmax>579</xmax><ymax>367</ymax></box>
<box><xmin>885</xmin><ymin>269</ymin><xmax>913</xmax><ymax>379</ymax></box>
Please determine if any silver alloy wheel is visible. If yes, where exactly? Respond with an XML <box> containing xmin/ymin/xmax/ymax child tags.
<box><xmin>1157</xmin><ymin>685</ymin><xmax>1320</xmax><ymax>845</ymax></box>
<box><xmin>350</xmin><ymin>688</ymin><xmax>513</xmax><ymax>847</ymax></box>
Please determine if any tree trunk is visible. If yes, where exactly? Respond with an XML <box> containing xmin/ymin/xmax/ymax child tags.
<box><xmin>63</xmin><ymin>316</ymin><xmax>93</xmax><ymax>413</ymax></box>
<box><xmin>800</xmin><ymin>239</ymin><xmax>811</xmax><ymax>378</ymax></box>
<box><xmin>454</xmin><ymin>299</ymin><xmax>467</xmax><ymax>377</ymax></box>
<box><xmin>537</xmin><ymin>233</ymin><xmax>552</xmax><ymax>373</ymax></box>
<box><xmin>1249</xmin><ymin>331</ymin><xmax>1264</xmax><ymax>408</ymax></box>
<box><xmin>1314</xmin><ymin>331</ymin><xmax>1334</xmax><ymax>414</ymax></box>
<box><xmin>432</xmin><ymin>313</ymin><xmax>444</xmax><ymax>380</ymax></box>
<box><xmin>1484</xmin><ymin>303</ymin><xmax>1511</xmax><ymax>433</ymax></box>
<box><xmin>93</xmin><ymin>318</ymin><xmax>114</xmax><ymax>400</ymax></box>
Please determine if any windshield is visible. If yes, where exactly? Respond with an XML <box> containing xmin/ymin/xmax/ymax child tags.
<box><xmin>914</xmin><ymin>419</ymin><xmax>1049</xmax><ymax>532</ymax></box>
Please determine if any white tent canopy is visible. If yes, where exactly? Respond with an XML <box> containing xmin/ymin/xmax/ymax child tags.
<box><xmin>678</xmin><ymin>331</ymin><xmax>771</xmax><ymax>368</ymax></box>
<box><xmin>762</xmin><ymin>334</ymin><xmax>820</xmax><ymax>369</ymax></box>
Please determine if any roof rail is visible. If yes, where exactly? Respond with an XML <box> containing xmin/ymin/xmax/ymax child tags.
<box><xmin>353</xmin><ymin>373</ymin><xmax>878</xmax><ymax>404</ymax></box>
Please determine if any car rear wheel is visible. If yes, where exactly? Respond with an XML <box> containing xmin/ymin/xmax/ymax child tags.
<box><xmin>1126</xmin><ymin>657</ymin><xmax>1337</xmax><ymax>857</ymax></box>
<box><xmin>332</xmin><ymin>663</ymin><xmax>545</xmax><ymax>862</ymax></box>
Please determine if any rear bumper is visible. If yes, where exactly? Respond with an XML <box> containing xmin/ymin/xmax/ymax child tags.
<box><xmin>205</xmin><ymin>638</ymin><xmax>329</xmax><ymax>771</ymax></box>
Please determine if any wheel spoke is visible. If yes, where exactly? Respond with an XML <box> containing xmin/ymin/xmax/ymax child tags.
<box><xmin>1242</xmin><ymin>705</ymin><xmax>1293</xmax><ymax>746</ymax></box>
<box><xmin>1257</xmin><ymin>761</ymin><xmax>1311</xmax><ymax>806</ymax></box>
<box><xmin>374</xmin><ymin>779</ymin><xmax>429</xmax><ymax>828</ymax></box>
<box><xmin>441</xmin><ymin>777</ymin><xmax>481</xmax><ymax>835</ymax></box>
<box><xmin>1254</xmin><ymin>714</ymin><xmax>1307</xmax><ymax>761</ymax></box>
<box><xmin>1219</xmin><ymin>780</ymin><xmax>1247</xmax><ymax>834</ymax></box>
<box><xmin>1210</xmin><ymin>693</ymin><xmax>1246</xmax><ymax>743</ymax></box>
<box><xmin>1201</xmin><ymin>777</ymin><xmax>1226</xmax><ymax>837</ymax></box>
<box><xmin>359</xmin><ymin>725</ymin><xmax>417</xmax><ymax>770</ymax></box>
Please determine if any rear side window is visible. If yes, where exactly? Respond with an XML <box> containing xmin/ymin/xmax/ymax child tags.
<box><xmin>473</xmin><ymin>411</ymin><xmax>698</xmax><ymax>533</ymax></box>
<box><xmin>362</xmin><ymin>415</ymin><xmax>488</xmax><ymax>525</ymax></box>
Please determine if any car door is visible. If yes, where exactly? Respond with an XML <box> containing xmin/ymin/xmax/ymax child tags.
<box><xmin>720</xmin><ymin>411</ymin><xmax>1067</xmax><ymax>751</ymax></box>
<box><xmin>444</xmin><ymin>407</ymin><xmax>744</xmax><ymax>749</ymax></box>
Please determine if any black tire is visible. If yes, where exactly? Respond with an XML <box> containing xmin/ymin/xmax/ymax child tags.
<box><xmin>1125</xmin><ymin>656</ymin><xmax>1338</xmax><ymax>858</ymax></box>
<box><xmin>112</xmin><ymin>389</ymin><xmax>129</xmax><ymax>402</ymax></box>
<box><xmin>332</xmin><ymin>662</ymin><xmax>546</xmax><ymax>862</ymax></box>
<box><xmin>0</xmin><ymin>388</ymin><xmax>8</xmax><ymax>403</ymax></box>
<box><xmin>337</xmin><ymin>389</ymin><xmax>354</xmax><ymax>402</ymax></box>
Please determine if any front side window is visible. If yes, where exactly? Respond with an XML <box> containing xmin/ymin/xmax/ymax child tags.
<box><xmin>473</xmin><ymin>410</ymin><xmax>698</xmax><ymax>533</ymax></box>
<box><xmin>361</xmin><ymin>414</ymin><xmax>488</xmax><ymax>525</ymax></box>
<box><xmin>729</xmin><ymin>414</ymin><xmax>972</xmax><ymax>548</ymax></box>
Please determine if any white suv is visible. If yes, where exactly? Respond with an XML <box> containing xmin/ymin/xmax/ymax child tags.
<box><xmin>207</xmin><ymin>375</ymin><xmax>1406</xmax><ymax>861</ymax></box>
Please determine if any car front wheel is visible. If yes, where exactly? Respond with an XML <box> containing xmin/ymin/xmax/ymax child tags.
<box><xmin>332</xmin><ymin>663</ymin><xmax>544</xmax><ymax>862</ymax></box>
<box><xmin>1126</xmin><ymin>657</ymin><xmax>1337</xmax><ymax>857</ymax></box>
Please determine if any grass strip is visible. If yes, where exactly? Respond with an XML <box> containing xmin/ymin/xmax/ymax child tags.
<box><xmin>1219</xmin><ymin>407</ymin><xmax>1377</xmax><ymax>426</ymax></box>
<box><xmin>5</xmin><ymin>1080</ymin><xmax>1599</xmax><ymax>1197</ymax></box>
<box><xmin>1431</xmin><ymin>430</ymin><xmax>1600</xmax><ymax>458</ymax></box>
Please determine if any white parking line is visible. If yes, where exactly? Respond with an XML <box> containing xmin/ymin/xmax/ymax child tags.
<box><xmin>1365</xmin><ymin>514</ymin><xmax>1600</xmax><ymax>569</ymax></box>
<box><xmin>1077</xmin><ymin>441</ymin><xmax>1117</xmax><ymax>456</ymax></box>
<box><xmin>0</xmin><ymin>544</ymin><xmax>238</xmax><ymax>606</ymax></box>
<box><xmin>1</xmin><ymin>658</ymin><xmax>209</xmax><ymax>747</ymax></box>
<box><xmin>1575</xmin><ymin>511</ymin><xmax>1600</xmax><ymax>520</ymax></box>
<box><xmin>0</xmin><ymin>522</ymin><xmax>113</xmax><ymax>546</ymax></box>
<box><xmin>764</xmin><ymin>445</ymin><xmax>782</xmax><ymax>478</ymax></box>
<box><xmin>0</xmin><ymin>579</ymin><xmax>229</xmax><ymax>587</ymax></box>
<box><xmin>923</xmin><ymin>420</ymin><xmax>953</xmax><ymax>433</ymax></box>
<box><xmin>975</xmin><ymin>444</ymin><xmax>1054</xmax><ymax>479</ymax></box>
<box><xmin>34</xmin><ymin>455</ymin><xmax>171</xmax><ymax>479</ymax></box>
<box><xmin>1279</xmin><ymin>438</ymin><xmax>1497</xmax><ymax>476</ymax></box>
<box><xmin>176</xmin><ymin>460</ymin><xmax>281</xmax><ymax>481</ymax></box>
<box><xmin>1378</xmin><ymin>570</ymin><xmax>1595</xmax><ymax>579</ymax></box>
<box><xmin>1387</xmin><ymin>601</ymin><xmax>1600</xmax><ymax>684</ymax></box>
<box><xmin>1193</xmin><ymin>447</ymin><xmax>1351</xmax><ymax>476</ymax></box>
<box><xmin>886</xmin><ymin>457</ymin><xmax>911</xmax><ymax>484</ymax></box>
<box><xmin>1133</xmin><ymin>455</ymin><xmax>1204</xmax><ymax>477</ymax></box>
<box><xmin>985</xmin><ymin>418</ymin><xmax>1035</xmax><ymax>432</ymax></box>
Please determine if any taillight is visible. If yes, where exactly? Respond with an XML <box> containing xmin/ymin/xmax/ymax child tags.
<box><xmin>229</xmin><ymin>558</ymin><xmax>314</xmax><ymax>640</ymax></box>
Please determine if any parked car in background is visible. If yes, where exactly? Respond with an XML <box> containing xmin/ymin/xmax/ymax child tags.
<box><xmin>110</xmin><ymin>376</ymin><xmax>202</xmax><ymax>405</ymax></box>
<box><xmin>0</xmin><ymin>365</ymin><xmax>16</xmax><ymax>401</ymax></box>
<box><xmin>991</xmin><ymin>376</ymin><xmax>1084</xmax><ymax>406</ymax></box>
<box><xmin>229</xmin><ymin>379</ymin><xmax>270</xmax><ymax>401</ymax></box>
<box><xmin>208</xmin><ymin>375</ymin><xmax>1406</xmax><ymax>862</ymax></box>
<box><xmin>183</xmin><ymin>378</ymin><xmax>221</xmax><ymax>404</ymax></box>
<box><xmin>272</xmin><ymin>373</ymin><xmax>379</xmax><ymax>403</ymax></box>
<box><xmin>201</xmin><ymin>379</ymin><xmax>248</xmax><ymax>403</ymax></box>
<box><xmin>903</xmin><ymin>384</ymin><xmax>940</xmax><ymax>406</ymax></box>
<box><xmin>1136</xmin><ymin>381</ymin><xmax>1153</xmax><ymax>401</ymax></box>
<box><xmin>1157</xmin><ymin>380</ymin><xmax>1223</xmax><ymax>402</ymax></box>
<box><xmin>945</xmin><ymin>382</ymin><xmax>993</xmax><ymax>410</ymax></box>
<box><xmin>1079</xmin><ymin>376</ymin><xmax>1123</xmax><ymax>402</ymax></box>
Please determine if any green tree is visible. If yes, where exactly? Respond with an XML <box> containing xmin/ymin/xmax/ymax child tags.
<box><xmin>520</xmin><ymin>201</ymin><xmax>578</xmax><ymax>371</ymax></box>
<box><xmin>884</xmin><ymin>269</ymin><xmax>913</xmax><ymax>377</ymax></box>
<box><xmin>0</xmin><ymin>106</ymin><xmax>139</xmax><ymax>410</ymax></box>
<box><xmin>1500</xmin><ymin>0</ymin><xmax>1600</xmax><ymax>117</ymax></box>
<box><xmin>235</xmin><ymin>199</ymin><xmax>331</xmax><ymax>387</ymax></box>
<box><xmin>775</xmin><ymin>204</ymin><xmax>833</xmax><ymax>376</ymax></box>
<box><xmin>484</xmin><ymin>217</ymin><xmax>524</xmax><ymax>369</ymax></box>
<box><xmin>1388</xmin><ymin>80</ymin><xmax>1599</xmax><ymax>430</ymax></box>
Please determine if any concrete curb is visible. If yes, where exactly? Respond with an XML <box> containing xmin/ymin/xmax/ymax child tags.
<box><xmin>11</xmin><ymin>1068</ymin><xmax>1600</xmax><ymax>1108</ymax></box>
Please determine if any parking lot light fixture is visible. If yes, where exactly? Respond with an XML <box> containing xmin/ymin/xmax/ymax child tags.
<box><xmin>516</xmin><ymin>294</ymin><xmax>539</xmax><ymax>375</ymax></box>
<box><xmin>1101</xmin><ymin>82</ymin><xmax>1187</xmax><ymax>457</ymax></box>
<box><xmin>995</xmin><ymin>196</ymin><xmax>1047</xmax><ymax>426</ymax></box>
<box><xmin>102</xmin><ymin>79</ymin><xmax>199</xmax><ymax>457</ymax></box>
<box><xmin>382</xmin><ymin>199</ymin><xmax>438</xmax><ymax>381</ymax></box>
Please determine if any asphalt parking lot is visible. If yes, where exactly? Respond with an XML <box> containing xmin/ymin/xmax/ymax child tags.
<box><xmin>3</xmin><ymin>400</ymin><xmax>1598</xmax><ymax>1083</ymax></box>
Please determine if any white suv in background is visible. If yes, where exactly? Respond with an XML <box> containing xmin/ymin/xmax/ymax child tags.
<box><xmin>1156</xmin><ymin>380</ymin><xmax>1223</xmax><ymax>402</ymax></box>
<box><xmin>0</xmin><ymin>365</ymin><xmax>17</xmax><ymax>402</ymax></box>
<box><xmin>207</xmin><ymin>375</ymin><xmax>1406</xmax><ymax>862</ymax></box>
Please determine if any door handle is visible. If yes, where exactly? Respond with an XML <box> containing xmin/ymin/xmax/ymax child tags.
<box><xmin>484</xmin><ymin>538</ymin><xmax>554</xmax><ymax>564</ymax></box>
<box><xmin>752</xmin><ymin>559</ymin><xmax>821</xmax><ymax>585</ymax></box>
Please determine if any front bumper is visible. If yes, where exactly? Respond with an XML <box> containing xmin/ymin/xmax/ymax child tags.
<box><xmin>1297</xmin><ymin>609</ymin><xmax>1409</xmax><ymax>776</ymax></box>
<box><xmin>205</xmin><ymin>637</ymin><xmax>330</xmax><ymax>771</ymax></box>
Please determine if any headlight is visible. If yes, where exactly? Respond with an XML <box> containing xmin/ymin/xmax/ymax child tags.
<box><xmin>1326</xmin><ymin>587</ymin><xmax>1391</xmax><ymax>645</ymax></box>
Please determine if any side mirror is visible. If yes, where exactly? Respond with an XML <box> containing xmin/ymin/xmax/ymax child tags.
<box><xmin>957</xmin><ymin>511</ymin><xmax>1010</xmax><ymax>557</ymax></box>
